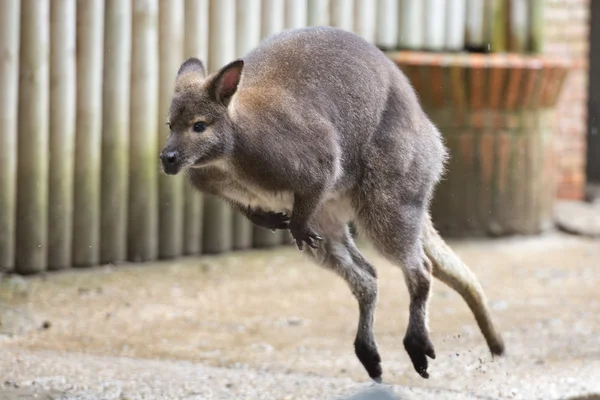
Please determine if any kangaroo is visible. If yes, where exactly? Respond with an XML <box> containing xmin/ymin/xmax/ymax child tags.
<box><xmin>160</xmin><ymin>26</ymin><xmax>505</xmax><ymax>382</ymax></box>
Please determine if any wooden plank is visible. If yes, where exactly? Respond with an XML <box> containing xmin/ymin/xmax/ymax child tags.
<box><xmin>129</xmin><ymin>0</ymin><xmax>159</xmax><ymax>262</ymax></box>
<box><xmin>203</xmin><ymin>0</ymin><xmax>235</xmax><ymax>253</ymax></box>
<box><xmin>101</xmin><ymin>0</ymin><xmax>132</xmax><ymax>263</ymax></box>
<box><xmin>16</xmin><ymin>0</ymin><xmax>50</xmax><ymax>273</ymax></box>
<box><xmin>73</xmin><ymin>0</ymin><xmax>104</xmax><ymax>267</ymax></box>
<box><xmin>423</xmin><ymin>0</ymin><xmax>447</xmax><ymax>51</ymax></box>
<box><xmin>158</xmin><ymin>0</ymin><xmax>185</xmax><ymax>258</ymax></box>
<box><xmin>329</xmin><ymin>0</ymin><xmax>353</xmax><ymax>32</ymax></box>
<box><xmin>285</xmin><ymin>0</ymin><xmax>307</xmax><ymax>29</ymax></box>
<box><xmin>353</xmin><ymin>0</ymin><xmax>376</xmax><ymax>43</ymax></box>
<box><xmin>398</xmin><ymin>0</ymin><xmax>424</xmax><ymax>49</ymax></box>
<box><xmin>233</xmin><ymin>0</ymin><xmax>261</xmax><ymax>250</ymax></box>
<box><xmin>261</xmin><ymin>0</ymin><xmax>285</xmax><ymax>39</ymax></box>
<box><xmin>0</xmin><ymin>0</ymin><xmax>21</xmax><ymax>271</ymax></box>
<box><xmin>507</xmin><ymin>0</ymin><xmax>529</xmax><ymax>53</ymax></box>
<box><xmin>182</xmin><ymin>0</ymin><xmax>208</xmax><ymax>255</ymax></box>
<box><xmin>48</xmin><ymin>0</ymin><xmax>76</xmax><ymax>270</ymax></box>
<box><xmin>307</xmin><ymin>0</ymin><xmax>330</xmax><ymax>26</ymax></box>
<box><xmin>375</xmin><ymin>0</ymin><xmax>398</xmax><ymax>50</ymax></box>
<box><xmin>445</xmin><ymin>0</ymin><xmax>467</xmax><ymax>51</ymax></box>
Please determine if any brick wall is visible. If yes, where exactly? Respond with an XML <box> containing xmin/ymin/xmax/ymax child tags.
<box><xmin>543</xmin><ymin>0</ymin><xmax>590</xmax><ymax>199</ymax></box>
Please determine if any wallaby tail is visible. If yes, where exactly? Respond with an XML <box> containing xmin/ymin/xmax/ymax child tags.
<box><xmin>422</xmin><ymin>214</ymin><xmax>505</xmax><ymax>356</ymax></box>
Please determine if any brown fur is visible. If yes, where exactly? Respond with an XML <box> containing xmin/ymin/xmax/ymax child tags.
<box><xmin>160</xmin><ymin>26</ymin><xmax>504</xmax><ymax>382</ymax></box>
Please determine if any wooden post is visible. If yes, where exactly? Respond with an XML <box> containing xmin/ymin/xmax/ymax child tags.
<box><xmin>232</xmin><ymin>0</ymin><xmax>257</xmax><ymax>251</ymax></box>
<box><xmin>129</xmin><ymin>0</ymin><xmax>159</xmax><ymax>262</ymax></box>
<box><xmin>285</xmin><ymin>0</ymin><xmax>307</xmax><ymax>29</ymax></box>
<box><xmin>261</xmin><ymin>0</ymin><xmax>285</xmax><ymax>39</ymax></box>
<box><xmin>158</xmin><ymin>0</ymin><xmax>185</xmax><ymax>258</ymax></box>
<box><xmin>528</xmin><ymin>0</ymin><xmax>543</xmax><ymax>54</ymax></box>
<box><xmin>354</xmin><ymin>0</ymin><xmax>376</xmax><ymax>43</ymax></box>
<box><xmin>488</xmin><ymin>0</ymin><xmax>506</xmax><ymax>53</ymax></box>
<box><xmin>16</xmin><ymin>0</ymin><xmax>50</xmax><ymax>274</ymax></box>
<box><xmin>398</xmin><ymin>0</ymin><xmax>424</xmax><ymax>49</ymax></box>
<box><xmin>376</xmin><ymin>0</ymin><xmax>398</xmax><ymax>50</ymax></box>
<box><xmin>73</xmin><ymin>0</ymin><xmax>104</xmax><ymax>267</ymax></box>
<box><xmin>330</xmin><ymin>0</ymin><xmax>354</xmax><ymax>31</ymax></box>
<box><xmin>0</xmin><ymin>0</ymin><xmax>21</xmax><ymax>271</ymax></box>
<box><xmin>307</xmin><ymin>0</ymin><xmax>329</xmax><ymax>26</ymax></box>
<box><xmin>203</xmin><ymin>0</ymin><xmax>235</xmax><ymax>254</ymax></box>
<box><xmin>101</xmin><ymin>0</ymin><xmax>132</xmax><ymax>264</ymax></box>
<box><xmin>446</xmin><ymin>0</ymin><xmax>467</xmax><ymax>51</ymax></box>
<box><xmin>182</xmin><ymin>0</ymin><xmax>208</xmax><ymax>255</ymax></box>
<box><xmin>423</xmin><ymin>0</ymin><xmax>447</xmax><ymax>50</ymax></box>
<box><xmin>48</xmin><ymin>0</ymin><xmax>76</xmax><ymax>270</ymax></box>
<box><xmin>507</xmin><ymin>0</ymin><xmax>529</xmax><ymax>53</ymax></box>
<box><xmin>465</xmin><ymin>0</ymin><xmax>486</xmax><ymax>52</ymax></box>
<box><xmin>232</xmin><ymin>0</ymin><xmax>261</xmax><ymax>251</ymax></box>
<box><xmin>253</xmin><ymin>0</ymin><xmax>287</xmax><ymax>248</ymax></box>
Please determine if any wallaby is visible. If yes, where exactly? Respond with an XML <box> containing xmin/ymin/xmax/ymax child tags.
<box><xmin>160</xmin><ymin>26</ymin><xmax>505</xmax><ymax>382</ymax></box>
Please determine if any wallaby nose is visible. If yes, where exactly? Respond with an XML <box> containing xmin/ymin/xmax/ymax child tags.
<box><xmin>162</xmin><ymin>151</ymin><xmax>177</xmax><ymax>165</ymax></box>
<box><xmin>160</xmin><ymin>150</ymin><xmax>180</xmax><ymax>174</ymax></box>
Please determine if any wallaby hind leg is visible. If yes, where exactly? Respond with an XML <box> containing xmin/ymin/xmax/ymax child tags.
<box><xmin>304</xmin><ymin>209</ymin><xmax>382</xmax><ymax>382</ymax></box>
<box><xmin>356</xmin><ymin>192</ymin><xmax>436</xmax><ymax>379</ymax></box>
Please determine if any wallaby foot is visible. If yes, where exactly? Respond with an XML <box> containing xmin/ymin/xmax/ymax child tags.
<box><xmin>306</xmin><ymin>210</ymin><xmax>382</xmax><ymax>382</ymax></box>
<box><xmin>403</xmin><ymin>326</ymin><xmax>436</xmax><ymax>378</ymax></box>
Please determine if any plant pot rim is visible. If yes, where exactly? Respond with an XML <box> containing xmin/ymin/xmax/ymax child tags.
<box><xmin>387</xmin><ymin>50</ymin><xmax>572</xmax><ymax>71</ymax></box>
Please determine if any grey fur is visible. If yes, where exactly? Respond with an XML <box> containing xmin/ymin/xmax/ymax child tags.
<box><xmin>160</xmin><ymin>26</ymin><xmax>504</xmax><ymax>382</ymax></box>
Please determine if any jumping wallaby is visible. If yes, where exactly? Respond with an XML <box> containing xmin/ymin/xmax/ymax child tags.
<box><xmin>160</xmin><ymin>26</ymin><xmax>505</xmax><ymax>382</ymax></box>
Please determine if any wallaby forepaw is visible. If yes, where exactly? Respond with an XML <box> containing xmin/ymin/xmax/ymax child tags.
<box><xmin>253</xmin><ymin>211</ymin><xmax>291</xmax><ymax>231</ymax></box>
<box><xmin>403</xmin><ymin>334</ymin><xmax>436</xmax><ymax>379</ymax></box>
<box><xmin>290</xmin><ymin>224</ymin><xmax>323</xmax><ymax>250</ymax></box>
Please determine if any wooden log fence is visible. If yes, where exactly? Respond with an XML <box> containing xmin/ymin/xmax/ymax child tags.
<box><xmin>0</xmin><ymin>0</ymin><xmax>551</xmax><ymax>274</ymax></box>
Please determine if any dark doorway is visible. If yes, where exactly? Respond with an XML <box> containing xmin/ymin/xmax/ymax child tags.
<box><xmin>587</xmin><ymin>0</ymin><xmax>600</xmax><ymax>184</ymax></box>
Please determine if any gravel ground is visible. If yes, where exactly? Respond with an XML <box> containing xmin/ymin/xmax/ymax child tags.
<box><xmin>1</xmin><ymin>231</ymin><xmax>599</xmax><ymax>400</ymax></box>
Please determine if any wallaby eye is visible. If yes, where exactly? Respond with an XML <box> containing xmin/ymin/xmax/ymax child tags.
<box><xmin>193</xmin><ymin>121</ymin><xmax>207</xmax><ymax>133</ymax></box>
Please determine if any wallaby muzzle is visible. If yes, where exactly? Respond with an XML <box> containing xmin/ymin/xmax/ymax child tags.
<box><xmin>159</xmin><ymin>148</ymin><xmax>182</xmax><ymax>175</ymax></box>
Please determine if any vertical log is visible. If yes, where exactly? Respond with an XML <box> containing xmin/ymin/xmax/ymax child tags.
<box><xmin>158</xmin><ymin>0</ymin><xmax>185</xmax><ymax>258</ymax></box>
<box><xmin>16</xmin><ymin>0</ymin><xmax>50</xmax><ymax>273</ymax></box>
<box><xmin>285</xmin><ymin>0</ymin><xmax>307</xmax><ymax>29</ymax></box>
<box><xmin>254</xmin><ymin>0</ymin><xmax>287</xmax><ymax>248</ymax></box>
<box><xmin>129</xmin><ymin>0</ymin><xmax>159</xmax><ymax>262</ymax></box>
<box><xmin>0</xmin><ymin>0</ymin><xmax>21</xmax><ymax>271</ymax></box>
<box><xmin>423</xmin><ymin>0</ymin><xmax>447</xmax><ymax>50</ymax></box>
<box><xmin>330</xmin><ymin>0</ymin><xmax>354</xmax><ymax>32</ymax></box>
<box><xmin>101</xmin><ymin>0</ymin><xmax>132</xmax><ymax>263</ymax></box>
<box><xmin>465</xmin><ymin>0</ymin><xmax>486</xmax><ymax>51</ymax></box>
<box><xmin>398</xmin><ymin>0</ymin><xmax>424</xmax><ymax>49</ymax></box>
<box><xmin>261</xmin><ymin>0</ymin><xmax>285</xmax><ymax>39</ymax></box>
<box><xmin>203</xmin><ymin>0</ymin><xmax>235</xmax><ymax>254</ymax></box>
<box><xmin>354</xmin><ymin>0</ymin><xmax>376</xmax><ymax>43</ymax></box>
<box><xmin>73</xmin><ymin>0</ymin><xmax>104</xmax><ymax>267</ymax></box>
<box><xmin>507</xmin><ymin>0</ymin><xmax>529</xmax><ymax>53</ymax></box>
<box><xmin>489</xmin><ymin>0</ymin><xmax>506</xmax><ymax>53</ymax></box>
<box><xmin>307</xmin><ymin>0</ymin><xmax>330</xmax><ymax>26</ymax></box>
<box><xmin>528</xmin><ymin>0</ymin><xmax>544</xmax><ymax>53</ymax></box>
<box><xmin>232</xmin><ymin>0</ymin><xmax>261</xmax><ymax>250</ymax></box>
<box><xmin>183</xmin><ymin>0</ymin><xmax>208</xmax><ymax>255</ymax></box>
<box><xmin>48</xmin><ymin>0</ymin><xmax>76</xmax><ymax>269</ymax></box>
<box><xmin>446</xmin><ymin>0</ymin><xmax>467</xmax><ymax>51</ymax></box>
<box><xmin>376</xmin><ymin>0</ymin><xmax>398</xmax><ymax>50</ymax></box>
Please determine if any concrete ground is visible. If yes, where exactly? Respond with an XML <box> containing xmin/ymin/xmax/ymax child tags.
<box><xmin>0</xmin><ymin>230</ymin><xmax>599</xmax><ymax>400</ymax></box>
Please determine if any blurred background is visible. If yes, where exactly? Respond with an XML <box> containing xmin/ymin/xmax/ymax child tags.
<box><xmin>0</xmin><ymin>1</ymin><xmax>599</xmax><ymax>399</ymax></box>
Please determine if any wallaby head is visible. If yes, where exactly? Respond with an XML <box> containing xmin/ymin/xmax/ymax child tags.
<box><xmin>160</xmin><ymin>57</ymin><xmax>244</xmax><ymax>175</ymax></box>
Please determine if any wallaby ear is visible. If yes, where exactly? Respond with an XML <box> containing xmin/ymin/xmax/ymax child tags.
<box><xmin>177</xmin><ymin>57</ymin><xmax>206</xmax><ymax>79</ymax></box>
<box><xmin>206</xmin><ymin>59</ymin><xmax>244</xmax><ymax>105</ymax></box>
